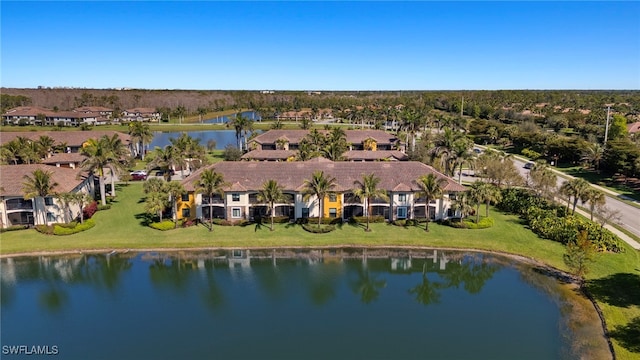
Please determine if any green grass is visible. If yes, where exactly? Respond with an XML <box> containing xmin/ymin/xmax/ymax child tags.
<box><xmin>554</xmin><ymin>165</ymin><xmax>640</xmax><ymax>202</ymax></box>
<box><xmin>1</xmin><ymin>182</ymin><xmax>638</xmax><ymax>359</ymax></box>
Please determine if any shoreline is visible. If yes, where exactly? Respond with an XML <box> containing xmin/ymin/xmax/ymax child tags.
<box><xmin>1</xmin><ymin>243</ymin><xmax>614</xmax><ymax>358</ymax></box>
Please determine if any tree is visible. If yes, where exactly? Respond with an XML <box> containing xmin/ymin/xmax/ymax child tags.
<box><xmin>580</xmin><ymin>142</ymin><xmax>604</xmax><ymax>172</ymax></box>
<box><xmin>563</xmin><ymin>230</ymin><xmax>595</xmax><ymax>281</ymax></box>
<box><xmin>81</xmin><ymin>135</ymin><xmax>125</xmax><ymax>205</ymax></box>
<box><xmin>562</xmin><ymin>178</ymin><xmax>590</xmax><ymax>214</ymax></box>
<box><xmin>302</xmin><ymin>171</ymin><xmax>337</xmax><ymax>228</ymax></box>
<box><xmin>164</xmin><ymin>181</ymin><xmax>186</xmax><ymax>228</ymax></box>
<box><xmin>71</xmin><ymin>192</ymin><xmax>93</xmax><ymax>224</ymax></box>
<box><xmin>22</xmin><ymin>169</ymin><xmax>58</xmax><ymax>225</ymax></box>
<box><xmin>352</xmin><ymin>174</ymin><xmax>388</xmax><ymax>232</ymax></box>
<box><xmin>194</xmin><ymin>169</ymin><xmax>227</xmax><ymax>231</ymax></box>
<box><xmin>608</xmin><ymin>114</ymin><xmax>628</xmax><ymax>141</ymax></box>
<box><xmin>36</xmin><ymin>135</ymin><xmax>56</xmax><ymax>159</ymax></box>
<box><xmin>415</xmin><ymin>174</ymin><xmax>446</xmax><ymax>231</ymax></box>
<box><xmin>222</xmin><ymin>144</ymin><xmax>243</xmax><ymax>161</ymax></box>
<box><xmin>128</xmin><ymin>122</ymin><xmax>153</xmax><ymax>159</ymax></box>
<box><xmin>451</xmin><ymin>192</ymin><xmax>473</xmax><ymax>219</ymax></box>
<box><xmin>146</xmin><ymin>145</ymin><xmax>185</xmax><ymax>181</ymax></box>
<box><xmin>55</xmin><ymin>192</ymin><xmax>75</xmax><ymax>224</ymax></box>
<box><xmin>145</xmin><ymin>191</ymin><xmax>168</xmax><ymax>223</ymax></box>
<box><xmin>228</xmin><ymin>114</ymin><xmax>253</xmax><ymax>151</ymax></box>
<box><xmin>581</xmin><ymin>188</ymin><xmax>605</xmax><ymax>221</ymax></box>
<box><xmin>528</xmin><ymin>162</ymin><xmax>557</xmax><ymax>199</ymax></box>
<box><xmin>102</xmin><ymin>133</ymin><xmax>130</xmax><ymax>197</ymax></box>
<box><xmin>257</xmin><ymin>179</ymin><xmax>286</xmax><ymax>231</ymax></box>
<box><xmin>469</xmin><ymin>181</ymin><xmax>489</xmax><ymax>223</ymax></box>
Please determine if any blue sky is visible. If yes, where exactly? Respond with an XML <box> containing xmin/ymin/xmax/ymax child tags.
<box><xmin>1</xmin><ymin>1</ymin><xmax>639</xmax><ymax>90</ymax></box>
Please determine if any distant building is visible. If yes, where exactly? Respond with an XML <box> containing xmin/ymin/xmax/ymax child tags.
<box><xmin>627</xmin><ymin>121</ymin><xmax>640</xmax><ymax>134</ymax></box>
<box><xmin>121</xmin><ymin>108</ymin><xmax>161</xmax><ymax>122</ymax></box>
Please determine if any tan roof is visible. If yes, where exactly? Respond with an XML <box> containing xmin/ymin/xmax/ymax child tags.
<box><xmin>0</xmin><ymin>131</ymin><xmax>131</xmax><ymax>147</ymax></box>
<box><xmin>47</xmin><ymin>111</ymin><xmax>98</xmax><ymax>119</ymax></box>
<box><xmin>75</xmin><ymin>106</ymin><xmax>113</xmax><ymax>113</ymax></box>
<box><xmin>125</xmin><ymin>108</ymin><xmax>157</xmax><ymax>114</ymax></box>
<box><xmin>2</xmin><ymin>106</ymin><xmax>52</xmax><ymax>117</ymax></box>
<box><xmin>343</xmin><ymin>150</ymin><xmax>408</xmax><ymax>161</ymax></box>
<box><xmin>0</xmin><ymin>164</ymin><xmax>89</xmax><ymax>196</ymax></box>
<box><xmin>42</xmin><ymin>152</ymin><xmax>87</xmax><ymax>164</ymax></box>
<box><xmin>251</xmin><ymin>130</ymin><xmax>398</xmax><ymax>146</ymax></box>
<box><xmin>182</xmin><ymin>160</ymin><xmax>465</xmax><ymax>193</ymax></box>
<box><xmin>241</xmin><ymin>150</ymin><xmax>296</xmax><ymax>160</ymax></box>
<box><xmin>627</xmin><ymin>121</ymin><xmax>640</xmax><ymax>134</ymax></box>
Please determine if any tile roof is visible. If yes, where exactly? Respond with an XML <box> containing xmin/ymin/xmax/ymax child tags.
<box><xmin>343</xmin><ymin>150</ymin><xmax>408</xmax><ymax>161</ymax></box>
<box><xmin>75</xmin><ymin>106</ymin><xmax>113</xmax><ymax>113</ymax></box>
<box><xmin>42</xmin><ymin>152</ymin><xmax>87</xmax><ymax>164</ymax></box>
<box><xmin>0</xmin><ymin>164</ymin><xmax>89</xmax><ymax>196</ymax></box>
<box><xmin>241</xmin><ymin>150</ymin><xmax>296</xmax><ymax>160</ymax></box>
<box><xmin>250</xmin><ymin>130</ymin><xmax>398</xmax><ymax>146</ymax></box>
<box><xmin>0</xmin><ymin>131</ymin><xmax>131</xmax><ymax>147</ymax></box>
<box><xmin>627</xmin><ymin>121</ymin><xmax>640</xmax><ymax>134</ymax></box>
<box><xmin>182</xmin><ymin>160</ymin><xmax>465</xmax><ymax>193</ymax></box>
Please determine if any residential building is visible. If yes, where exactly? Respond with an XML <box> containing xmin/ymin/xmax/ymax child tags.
<box><xmin>2</xmin><ymin>106</ymin><xmax>110</xmax><ymax>126</ymax></box>
<box><xmin>249</xmin><ymin>130</ymin><xmax>399</xmax><ymax>151</ymax></box>
<box><xmin>0</xmin><ymin>131</ymin><xmax>132</xmax><ymax>154</ymax></box>
<box><xmin>121</xmin><ymin>108</ymin><xmax>161</xmax><ymax>122</ymax></box>
<box><xmin>0</xmin><ymin>165</ymin><xmax>94</xmax><ymax>228</ymax></box>
<box><xmin>179</xmin><ymin>159</ymin><xmax>465</xmax><ymax>223</ymax></box>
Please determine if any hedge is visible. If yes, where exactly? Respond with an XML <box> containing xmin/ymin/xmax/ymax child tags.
<box><xmin>0</xmin><ymin>225</ymin><xmax>29</xmax><ymax>233</ymax></box>
<box><xmin>212</xmin><ymin>218</ymin><xmax>251</xmax><ymax>226</ymax></box>
<box><xmin>53</xmin><ymin>219</ymin><xmax>96</xmax><ymax>235</ymax></box>
<box><xmin>302</xmin><ymin>223</ymin><xmax>336</xmax><ymax>233</ymax></box>
<box><xmin>350</xmin><ymin>215</ymin><xmax>386</xmax><ymax>224</ymax></box>
<box><xmin>392</xmin><ymin>219</ymin><xmax>420</xmax><ymax>227</ymax></box>
<box><xmin>150</xmin><ymin>220</ymin><xmax>176</xmax><ymax>231</ymax></box>
<box><xmin>97</xmin><ymin>204</ymin><xmax>111</xmax><ymax>211</ymax></box>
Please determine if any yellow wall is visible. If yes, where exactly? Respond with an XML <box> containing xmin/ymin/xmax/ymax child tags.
<box><xmin>177</xmin><ymin>192</ymin><xmax>196</xmax><ymax>220</ymax></box>
<box><xmin>323</xmin><ymin>193</ymin><xmax>342</xmax><ymax>218</ymax></box>
<box><xmin>363</xmin><ymin>138</ymin><xmax>377</xmax><ymax>151</ymax></box>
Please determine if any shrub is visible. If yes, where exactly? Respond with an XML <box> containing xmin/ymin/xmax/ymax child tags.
<box><xmin>392</xmin><ymin>219</ymin><xmax>419</xmax><ymax>227</ymax></box>
<box><xmin>302</xmin><ymin>223</ymin><xmax>336</xmax><ymax>233</ymax></box>
<box><xmin>464</xmin><ymin>217</ymin><xmax>494</xmax><ymax>229</ymax></box>
<box><xmin>150</xmin><ymin>220</ymin><xmax>176</xmax><ymax>231</ymax></box>
<box><xmin>53</xmin><ymin>219</ymin><xmax>95</xmax><ymax>235</ymax></box>
<box><xmin>349</xmin><ymin>215</ymin><xmax>386</xmax><ymax>224</ymax></box>
<box><xmin>212</xmin><ymin>218</ymin><xmax>233</xmax><ymax>226</ymax></box>
<box><xmin>299</xmin><ymin>217</ymin><xmax>343</xmax><ymax>225</ymax></box>
<box><xmin>56</xmin><ymin>221</ymin><xmax>78</xmax><ymax>229</ymax></box>
<box><xmin>181</xmin><ymin>219</ymin><xmax>196</xmax><ymax>228</ymax></box>
<box><xmin>83</xmin><ymin>201</ymin><xmax>98</xmax><ymax>219</ymax></box>
<box><xmin>0</xmin><ymin>225</ymin><xmax>29</xmax><ymax>233</ymax></box>
<box><xmin>35</xmin><ymin>225</ymin><xmax>54</xmax><ymax>235</ymax></box>
<box><xmin>97</xmin><ymin>204</ymin><xmax>111</xmax><ymax>211</ymax></box>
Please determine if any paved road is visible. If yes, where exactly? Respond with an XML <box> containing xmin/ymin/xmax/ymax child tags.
<box><xmin>465</xmin><ymin>146</ymin><xmax>640</xmax><ymax>248</ymax></box>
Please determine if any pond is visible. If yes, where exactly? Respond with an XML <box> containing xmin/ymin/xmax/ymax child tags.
<box><xmin>0</xmin><ymin>249</ymin><xmax>609</xmax><ymax>360</ymax></box>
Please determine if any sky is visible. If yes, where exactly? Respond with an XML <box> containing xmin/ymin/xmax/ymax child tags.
<box><xmin>1</xmin><ymin>1</ymin><xmax>639</xmax><ymax>90</ymax></box>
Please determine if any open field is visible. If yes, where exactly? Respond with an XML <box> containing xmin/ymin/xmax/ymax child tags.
<box><xmin>0</xmin><ymin>182</ymin><xmax>638</xmax><ymax>358</ymax></box>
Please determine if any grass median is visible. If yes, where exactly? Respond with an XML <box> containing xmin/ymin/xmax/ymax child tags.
<box><xmin>1</xmin><ymin>182</ymin><xmax>638</xmax><ymax>359</ymax></box>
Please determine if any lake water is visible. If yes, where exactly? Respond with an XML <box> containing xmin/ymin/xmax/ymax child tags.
<box><xmin>0</xmin><ymin>249</ymin><xmax>608</xmax><ymax>359</ymax></box>
<box><xmin>149</xmin><ymin>130</ymin><xmax>258</xmax><ymax>150</ymax></box>
<box><xmin>203</xmin><ymin>111</ymin><xmax>261</xmax><ymax>124</ymax></box>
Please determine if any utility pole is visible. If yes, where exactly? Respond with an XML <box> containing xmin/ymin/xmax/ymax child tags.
<box><xmin>604</xmin><ymin>106</ymin><xmax>611</xmax><ymax>146</ymax></box>
<box><xmin>460</xmin><ymin>96</ymin><xmax>464</xmax><ymax>117</ymax></box>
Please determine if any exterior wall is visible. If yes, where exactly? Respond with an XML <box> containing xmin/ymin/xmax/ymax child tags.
<box><xmin>226</xmin><ymin>191</ymin><xmax>250</xmax><ymax>220</ymax></box>
<box><xmin>323</xmin><ymin>193</ymin><xmax>342</xmax><ymax>219</ymax></box>
<box><xmin>176</xmin><ymin>192</ymin><xmax>197</xmax><ymax>220</ymax></box>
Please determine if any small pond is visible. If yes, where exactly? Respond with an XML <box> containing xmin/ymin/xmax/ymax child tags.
<box><xmin>0</xmin><ymin>249</ymin><xmax>609</xmax><ymax>359</ymax></box>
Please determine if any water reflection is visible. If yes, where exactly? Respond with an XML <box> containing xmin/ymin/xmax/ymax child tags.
<box><xmin>0</xmin><ymin>248</ymin><xmax>610</xmax><ymax>360</ymax></box>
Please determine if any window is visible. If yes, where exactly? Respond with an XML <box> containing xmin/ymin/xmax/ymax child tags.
<box><xmin>447</xmin><ymin>208</ymin><xmax>454</xmax><ymax>217</ymax></box>
<box><xmin>329</xmin><ymin>193</ymin><xmax>337</xmax><ymax>202</ymax></box>
<box><xmin>44</xmin><ymin>197</ymin><xmax>54</xmax><ymax>206</ymax></box>
<box><xmin>302</xmin><ymin>207</ymin><xmax>310</xmax><ymax>218</ymax></box>
<box><xmin>329</xmin><ymin>208</ymin><xmax>337</xmax><ymax>218</ymax></box>
<box><xmin>232</xmin><ymin>207</ymin><xmax>241</xmax><ymax>218</ymax></box>
<box><xmin>449</xmin><ymin>193</ymin><xmax>457</xmax><ymax>201</ymax></box>
<box><xmin>182</xmin><ymin>208</ymin><xmax>190</xmax><ymax>218</ymax></box>
<box><xmin>46</xmin><ymin>212</ymin><xmax>56</xmax><ymax>222</ymax></box>
<box><xmin>429</xmin><ymin>199</ymin><xmax>437</xmax><ymax>204</ymax></box>
<box><xmin>398</xmin><ymin>194</ymin><xmax>406</xmax><ymax>202</ymax></box>
<box><xmin>181</xmin><ymin>193</ymin><xmax>190</xmax><ymax>202</ymax></box>
<box><xmin>232</xmin><ymin>193</ymin><xmax>240</xmax><ymax>202</ymax></box>
<box><xmin>397</xmin><ymin>207</ymin><xmax>407</xmax><ymax>219</ymax></box>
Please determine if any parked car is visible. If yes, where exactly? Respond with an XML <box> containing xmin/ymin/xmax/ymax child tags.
<box><xmin>524</xmin><ymin>162</ymin><xmax>534</xmax><ymax>170</ymax></box>
<box><xmin>130</xmin><ymin>173</ymin><xmax>147</xmax><ymax>181</ymax></box>
<box><xmin>130</xmin><ymin>170</ymin><xmax>147</xmax><ymax>176</ymax></box>
<box><xmin>154</xmin><ymin>169</ymin><xmax>175</xmax><ymax>177</ymax></box>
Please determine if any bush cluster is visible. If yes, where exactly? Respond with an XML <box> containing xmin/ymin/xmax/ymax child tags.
<box><xmin>97</xmin><ymin>204</ymin><xmax>111</xmax><ymax>211</ymax></box>
<box><xmin>83</xmin><ymin>201</ymin><xmax>98</xmax><ymax>220</ymax></box>
<box><xmin>349</xmin><ymin>215</ymin><xmax>386</xmax><ymax>224</ymax></box>
<box><xmin>211</xmin><ymin>218</ymin><xmax>251</xmax><ymax>226</ymax></box>
<box><xmin>53</xmin><ymin>219</ymin><xmax>95</xmax><ymax>235</ymax></box>
<box><xmin>498</xmin><ymin>188</ymin><xmax>623</xmax><ymax>253</ymax></box>
<box><xmin>391</xmin><ymin>219</ymin><xmax>420</xmax><ymax>227</ymax></box>
<box><xmin>302</xmin><ymin>223</ymin><xmax>336</xmax><ymax>233</ymax></box>
<box><xmin>297</xmin><ymin>217</ymin><xmax>343</xmax><ymax>225</ymax></box>
<box><xmin>150</xmin><ymin>220</ymin><xmax>176</xmax><ymax>231</ymax></box>
<box><xmin>0</xmin><ymin>225</ymin><xmax>29</xmax><ymax>233</ymax></box>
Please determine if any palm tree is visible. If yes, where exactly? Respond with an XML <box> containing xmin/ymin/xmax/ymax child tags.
<box><xmin>147</xmin><ymin>145</ymin><xmax>185</xmax><ymax>181</ymax></box>
<box><xmin>352</xmin><ymin>174</ymin><xmax>388</xmax><ymax>232</ymax></box>
<box><xmin>145</xmin><ymin>191</ymin><xmax>168</xmax><ymax>223</ymax></box>
<box><xmin>194</xmin><ymin>169</ymin><xmax>227</xmax><ymax>231</ymax></box>
<box><xmin>302</xmin><ymin>171</ymin><xmax>337</xmax><ymax>228</ymax></box>
<box><xmin>416</xmin><ymin>174</ymin><xmax>446</xmax><ymax>231</ymax></box>
<box><xmin>257</xmin><ymin>179</ymin><xmax>286</xmax><ymax>231</ymax></box>
<box><xmin>451</xmin><ymin>192</ymin><xmax>473</xmax><ymax>219</ymax></box>
<box><xmin>529</xmin><ymin>162</ymin><xmax>557</xmax><ymax>199</ymax></box>
<box><xmin>128</xmin><ymin>122</ymin><xmax>153</xmax><ymax>159</ymax></box>
<box><xmin>581</xmin><ymin>143</ymin><xmax>604</xmax><ymax>172</ymax></box>
<box><xmin>71</xmin><ymin>192</ymin><xmax>92</xmax><ymax>224</ymax></box>
<box><xmin>481</xmin><ymin>184</ymin><xmax>501</xmax><ymax>217</ymax></box>
<box><xmin>469</xmin><ymin>181</ymin><xmax>489</xmax><ymax>223</ymax></box>
<box><xmin>102</xmin><ymin>133</ymin><xmax>130</xmax><ymax>197</ymax></box>
<box><xmin>322</xmin><ymin>141</ymin><xmax>346</xmax><ymax>161</ymax></box>
<box><xmin>36</xmin><ymin>135</ymin><xmax>56</xmax><ymax>159</ymax></box>
<box><xmin>81</xmin><ymin>136</ymin><xmax>122</xmax><ymax>205</ymax></box>
<box><xmin>144</xmin><ymin>177</ymin><xmax>165</xmax><ymax>194</ymax></box>
<box><xmin>164</xmin><ymin>181</ymin><xmax>186</xmax><ymax>228</ymax></box>
<box><xmin>228</xmin><ymin>114</ymin><xmax>252</xmax><ymax>151</ymax></box>
<box><xmin>22</xmin><ymin>169</ymin><xmax>58</xmax><ymax>225</ymax></box>
<box><xmin>55</xmin><ymin>192</ymin><xmax>75</xmax><ymax>223</ymax></box>
<box><xmin>564</xmin><ymin>178</ymin><xmax>591</xmax><ymax>215</ymax></box>
<box><xmin>581</xmin><ymin>188</ymin><xmax>605</xmax><ymax>221</ymax></box>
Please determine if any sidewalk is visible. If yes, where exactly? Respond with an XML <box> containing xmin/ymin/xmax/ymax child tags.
<box><xmin>573</xmin><ymin>206</ymin><xmax>640</xmax><ymax>250</ymax></box>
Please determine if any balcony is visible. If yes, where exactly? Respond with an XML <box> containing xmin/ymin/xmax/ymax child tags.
<box><xmin>202</xmin><ymin>195</ymin><xmax>224</xmax><ymax>205</ymax></box>
<box><xmin>5</xmin><ymin>198</ymin><xmax>33</xmax><ymax>211</ymax></box>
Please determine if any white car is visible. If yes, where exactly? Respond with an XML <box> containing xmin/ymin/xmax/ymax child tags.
<box><xmin>130</xmin><ymin>170</ymin><xmax>147</xmax><ymax>176</ymax></box>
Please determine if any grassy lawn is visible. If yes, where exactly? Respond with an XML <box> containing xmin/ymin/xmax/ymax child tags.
<box><xmin>1</xmin><ymin>182</ymin><xmax>639</xmax><ymax>358</ymax></box>
<box><xmin>554</xmin><ymin>165</ymin><xmax>640</xmax><ymax>202</ymax></box>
